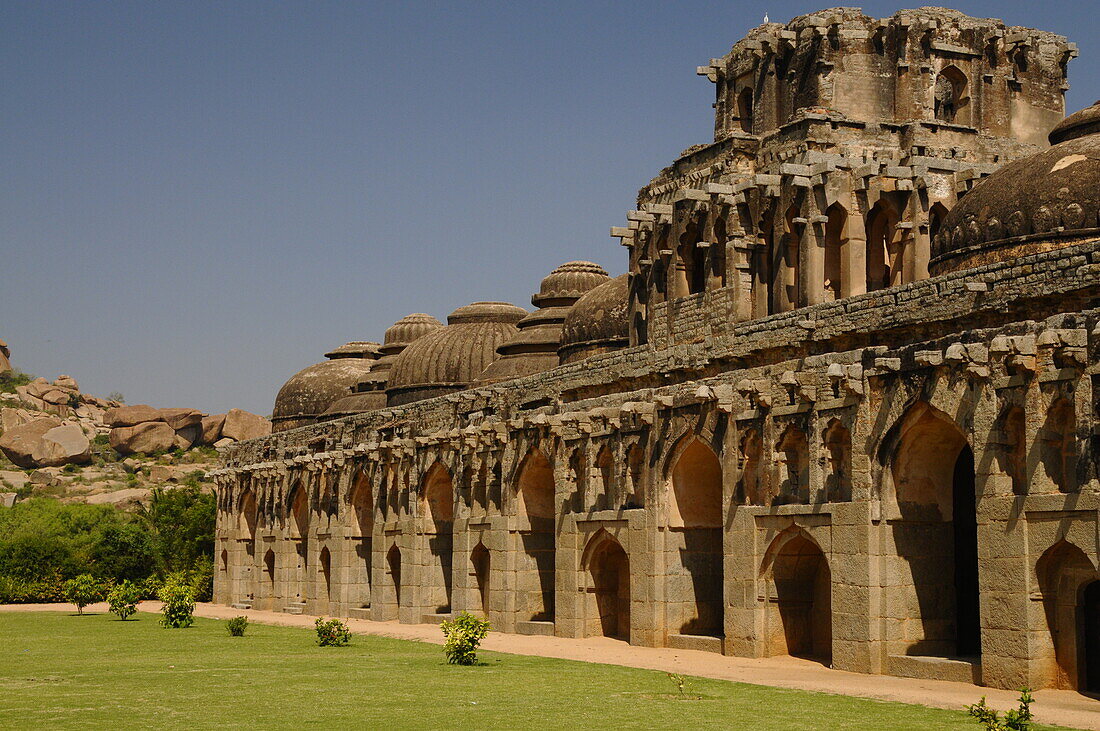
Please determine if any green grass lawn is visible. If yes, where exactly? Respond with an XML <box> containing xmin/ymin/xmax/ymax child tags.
<box><xmin>0</xmin><ymin>611</ymin><xmax>1071</xmax><ymax>730</ymax></box>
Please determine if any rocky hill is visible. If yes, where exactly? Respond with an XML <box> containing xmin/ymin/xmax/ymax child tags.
<box><xmin>0</xmin><ymin>356</ymin><xmax>269</xmax><ymax>508</ymax></box>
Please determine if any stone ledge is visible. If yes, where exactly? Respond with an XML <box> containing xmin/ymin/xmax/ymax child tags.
<box><xmin>516</xmin><ymin>621</ymin><xmax>556</xmax><ymax>636</ymax></box>
<box><xmin>667</xmin><ymin>633</ymin><xmax>724</xmax><ymax>654</ymax></box>
<box><xmin>887</xmin><ymin>654</ymin><xmax>980</xmax><ymax>684</ymax></box>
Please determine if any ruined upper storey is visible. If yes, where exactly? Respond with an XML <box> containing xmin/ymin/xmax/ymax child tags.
<box><xmin>699</xmin><ymin>7</ymin><xmax>1074</xmax><ymax>146</ymax></box>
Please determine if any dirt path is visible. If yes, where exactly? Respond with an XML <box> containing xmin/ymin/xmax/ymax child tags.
<box><xmin>5</xmin><ymin>602</ymin><xmax>1099</xmax><ymax>730</ymax></box>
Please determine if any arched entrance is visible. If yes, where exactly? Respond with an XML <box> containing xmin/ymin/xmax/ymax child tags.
<box><xmin>583</xmin><ymin>531</ymin><xmax>631</xmax><ymax>640</ymax></box>
<box><xmin>287</xmin><ymin>483</ymin><xmax>308</xmax><ymax>603</ymax></box>
<box><xmin>349</xmin><ymin>471</ymin><xmax>374</xmax><ymax>609</ymax></box>
<box><xmin>263</xmin><ymin>548</ymin><xmax>276</xmax><ymax>610</ymax></box>
<box><xmin>471</xmin><ymin>542</ymin><xmax>490</xmax><ymax>617</ymax></box>
<box><xmin>386</xmin><ymin>545</ymin><xmax>402</xmax><ymax>618</ymax></box>
<box><xmin>1037</xmin><ymin>541</ymin><xmax>1097</xmax><ymax>690</ymax></box>
<box><xmin>319</xmin><ymin>546</ymin><xmax>332</xmax><ymax>613</ymax></box>
<box><xmin>762</xmin><ymin>531</ymin><xmax>831</xmax><ymax>663</ymax></box>
<box><xmin>421</xmin><ymin>463</ymin><xmax>454</xmax><ymax>614</ymax></box>
<box><xmin>516</xmin><ymin>449</ymin><xmax>555</xmax><ymax>622</ymax></box>
<box><xmin>666</xmin><ymin>437</ymin><xmax>723</xmax><ymax>638</ymax></box>
<box><xmin>887</xmin><ymin>402</ymin><xmax>980</xmax><ymax>658</ymax></box>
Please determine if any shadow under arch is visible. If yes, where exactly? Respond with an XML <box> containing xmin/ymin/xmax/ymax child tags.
<box><xmin>581</xmin><ymin>529</ymin><xmax>631</xmax><ymax>640</ymax></box>
<box><xmin>759</xmin><ymin>527</ymin><xmax>832</xmax><ymax>664</ymax></box>
<box><xmin>1036</xmin><ymin>540</ymin><xmax>1099</xmax><ymax>691</ymax></box>
<box><xmin>420</xmin><ymin>461</ymin><xmax>454</xmax><ymax>613</ymax></box>
<box><xmin>665</xmin><ymin>435</ymin><xmax>723</xmax><ymax>638</ymax></box>
<box><xmin>879</xmin><ymin>401</ymin><xmax>979</xmax><ymax>659</ymax></box>
<box><xmin>515</xmin><ymin>447</ymin><xmax>555</xmax><ymax>622</ymax></box>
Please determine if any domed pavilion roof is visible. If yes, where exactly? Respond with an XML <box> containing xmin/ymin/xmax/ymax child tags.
<box><xmin>479</xmin><ymin>261</ymin><xmax>610</xmax><ymax>385</ymax></box>
<box><xmin>386</xmin><ymin>302</ymin><xmax>526</xmax><ymax>406</ymax></box>
<box><xmin>559</xmin><ymin>273</ymin><xmax>630</xmax><ymax>365</ymax></box>
<box><xmin>931</xmin><ymin>101</ymin><xmax>1100</xmax><ymax>275</ymax></box>
<box><xmin>272</xmin><ymin>342</ymin><xmax>381</xmax><ymax>432</ymax></box>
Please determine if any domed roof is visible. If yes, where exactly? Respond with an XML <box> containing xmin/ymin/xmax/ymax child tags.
<box><xmin>478</xmin><ymin>262</ymin><xmax>611</xmax><ymax>385</ymax></box>
<box><xmin>387</xmin><ymin>302</ymin><xmax>527</xmax><ymax>406</ymax></box>
<box><xmin>321</xmin><ymin>390</ymin><xmax>388</xmax><ymax>420</ymax></box>
<box><xmin>324</xmin><ymin>341</ymin><xmax>381</xmax><ymax>359</ymax></box>
<box><xmin>559</xmin><ymin>273</ymin><xmax>630</xmax><ymax>365</ymax></box>
<box><xmin>272</xmin><ymin>345</ymin><xmax>380</xmax><ymax>431</ymax></box>
<box><xmin>931</xmin><ymin>101</ymin><xmax>1100</xmax><ymax>275</ymax></box>
<box><xmin>533</xmin><ymin>261</ymin><xmax>610</xmax><ymax>306</ymax></box>
<box><xmin>381</xmin><ymin>313</ymin><xmax>443</xmax><ymax>353</ymax></box>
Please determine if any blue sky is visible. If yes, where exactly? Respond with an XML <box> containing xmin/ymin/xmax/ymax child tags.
<box><xmin>2</xmin><ymin>1</ymin><xmax>1096</xmax><ymax>415</ymax></box>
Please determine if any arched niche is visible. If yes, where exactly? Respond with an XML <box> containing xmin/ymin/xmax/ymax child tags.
<box><xmin>760</xmin><ymin>530</ymin><xmax>832</xmax><ymax>663</ymax></box>
<box><xmin>582</xmin><ymin>530</ymin><xmax>630</xmax><ymax>640</ymax></box>
<box><xmin>515</xmin><ymin>448</ymin><xmax>555</xmax><ymax>622</ymax></box>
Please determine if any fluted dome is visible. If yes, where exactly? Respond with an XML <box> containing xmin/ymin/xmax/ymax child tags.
<box><xmin>931</xmin><ymin>101</ymin><xmax>1100</xmax><ymax>275</ymax></box>
<box><xmin>479</xmin><ymin>262</ymin><xmax>610</xmax><ymax>385</ymax></box>
<box><xmin>559</xmin><ymin>274</ymin><xmax>630</xmax><ymax>365</ymax></box>
<box><xmin>387</xmin><ymin>302</ymin><xmax>527</xmax><ymax>406</ymax></box>
<box><xmin>382</xmin><ymin>313</ymin><xmax>443</xmax><ymax>352</ymax></box>
<box><xmin>533</xmin><ymin>261</ymin><xmax>611</xmax><ymax>305</ymax></box>
<box><xmin>319</xmin><ymin>314</ymin><xmax>443</xmax><ymax>421</ymax></box>
<box><xmin>272</xmin><ymin>342</ymin><xmax>381</xmax><ymax>432</ymax></box>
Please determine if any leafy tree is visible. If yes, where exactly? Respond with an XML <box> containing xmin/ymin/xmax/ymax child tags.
<box><xmin>158</xmin><ymin>575</ymin><xmax>195</xmax><ymax>628</ymax></box>
<box><xmin>107</xmin><ymin>580</ymin><xmax>141</xmax><ymax>620</ymax></box>
<box><xmin>64</xmin><ymin>574</ymin><xmax>103</xmax><ymax>614</ymax></box>
<box><xmin>136</xmin><ymin>485</ymin><xmax>215</xmax><ymax>577</ymax></box>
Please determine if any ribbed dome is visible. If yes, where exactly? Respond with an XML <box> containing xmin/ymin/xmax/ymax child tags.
<box><xmin>382</xmin><ymin>313</ymin><xmax>443</xmax><ymax>352</ymax></box>
<box><xmin>533</xmin><ymin>261</ymin><xmax>610</xmax><ymax>306</ymax></box>
<box><xmin>272</xmin><ymin>344</ymin><xmax>380</xmax><ymax>432</ymax></box>
<box><xmin>386</xmin><ymin>302</ymin><xmax>527</xmax><ymax>406</ymax></box>
<box><xmin>479</xmin><ymin>262</ymin><xmax>611</xmax><ymax>385</ymax></box>
<box><xmin>559</xmin><ymin>274</ymin><xmax>630</xmax><ymax>365</ymax></box>
<box><xmin>324</xmin><ymin>341</ymin><xmax>380</xmax><ymax>359</ymax></box>
<box><xmin>931</xmin><ymin>101</ymin><xmax>1100</xmax><ymax>275</ymax></box>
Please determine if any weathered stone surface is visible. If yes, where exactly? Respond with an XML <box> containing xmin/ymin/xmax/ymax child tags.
<box><xmin>1</xmin><ymin>407</ymin><xmax>35</xmax><ymax>432</ymax></box>
<box><xmin>159</xmin><ymin>408</ymin><xmax>203</xmax><ymax>430</ymax></box>
<box><xmin>109</xmin><ymin>421</ymin><xmax>177</xmax><ymax>455</ymax></box>
<box><xmin>201</xmin><ymin>414</ymin><xmax>226</xmax><ymax>445</ymax></box>
<box><xmin>221</xmin><ymin>409</ymin><xmax>271</xmax><ymax>441</ymax></box>
<box><xmin>85</xmin><ymin>487</ymin><xmax>151</xmax><ymax>505</ymax></box>
<box><xmin>0</xmin><ymin>417</ymin><xmax>62</xmax><ymax>468</ymax></box>
<box><xmin>37</xmin><ymin>424</ymin><xmax>91</xmax><ymax>467</ymax></box>
<box><xmin>173</xmin><ymin>425</ymin><xmax>200</xmax><ymax>450</ymax></box>
<box><xmin>103</xmin><ymin>404</ymin><xmax>164</xmax><ymax>428</ymax></box>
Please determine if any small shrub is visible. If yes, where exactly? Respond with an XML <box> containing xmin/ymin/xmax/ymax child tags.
<box><xmin>314</xmin><ymin>617</ymin><xmax>350</xmax><ymax>647</ymax></box>
<box><xmin>440</xmin><ymin>612</ymin><xmax>490</xmax><ymax>665</ymax></box>
<box><xmin>63</xmin><ymin>574</ymin><xmax>103</xmax><ymax>615</ymax></box>
<box><xmin>226</xmin><ymin>616</ymin><xmax>248</xmax><ymax>637</ymax></box>
<box><xmin>967</xmin><ymin>689</ymin><xmax>1034</xmax><ymax>731</ymax></box>
<box><xmin>158</xmin><ymin>576</ymin><xmax>196</xmax><ymax>628</ymax></box>
<box><xmin>0</xmin><ymin>574</ymin><xmax>65</xmax><ymax>603</ymax></box>
<box><xmin>667</xmin><ymin>672</ymin><xmax>687</xmax><ymax>698</ymax></box>
<box><xmin>107</xmin><ymin>580</ymin><xmax>142</xmax><ymax>620</ymax></box>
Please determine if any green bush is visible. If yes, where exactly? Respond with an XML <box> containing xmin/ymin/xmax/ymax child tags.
<box><xmin>63</xmin><ymin>573</ymin><xmax>103</xmax><ymax>615</ymax></box>
<box><xmin>0</xmin><ymin>573</ymin><xmax>64</xmax><ymax>603</ymax></box>
<box><xmin>158</xmin><ymin>576</ymin><xmax>195</xmax><ymax>628</ymax></box>
<box><xmin>440</xmin><ymin>612</ymin><xmax>490</xmax><ymax>665</ymax></box>
<box><xmin>967</xmin><ymin>689</ymin><xmax>1034</xmax><ymax>731</ymax></box>
<box><xmin>226</xmin><ymin>616</ymin><xmax>248</xmax><ymax>637</ymax></box>
<box><xmin>314</xmin><ymin>617</ymin><xmax>351</xmax><ymax>647</ymax></box>
<box><xmin>107</xmin><ymin>580</ymin><xmax>141</xmax><ymax>620</ymax></box>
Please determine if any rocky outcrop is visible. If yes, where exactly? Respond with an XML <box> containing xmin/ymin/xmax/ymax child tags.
<box><xmin>0</xmin><ymin>418</ymin><xmax>91</xmax><ymax>468</ymax></box>
<box><xmin>109</xmin><ymin>422</ymin><xmax>177</xmax><ymax>455</ymax></box>
<box><xmin>222</xmin><ymin>409</ymin><xmax>271</xmax><ymax>442</ymax></box>
<box><xmin>0</xmin><ymin>367</ymin><xmax>271</xmax><ymax>467</ymax></box>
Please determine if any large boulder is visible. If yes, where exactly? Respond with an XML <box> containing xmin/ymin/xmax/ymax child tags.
<box><xmin>103</xmin><ymin>404</ymin><xmax>163</xmax><ymax>428</ymax></box>
<box><xmin>37</xmin><ymin>424</ymin><xmax>91</xmax><ymax>467</ymax></box>
<box><xmin>109</xmin><ymin>421</ymin><xmax>177</xmax><ymax>455</ymax></box>
<box><xmin>173</xmin><ymin>425</ymin><xmax>200</xmax><ymax>450</ymax></box>
<box><xmin>159</xmin><ymin>408</ymin><xmax>203</xmax><ymax>430</ymax></box>
<box><xmin>0</xmin><ymin>417</ymin><xmax>62</xmax><ymax>468</ymax></box>
<box><xmin>221</xmin><ymin>409</ymin><xmax>271</xmax><ymax>441</ymax></box>
<box><xmin>1</xmin><ymin>407</ymin><xmax>35</xmax><ymax>432</ymax></box>
<box><xmin>54</xmin><ymin>375</ymin><xmax>79</xmax><ymax>391</ymax></box>
<box><xmin>200</xmin><ymin>414</ymin><xmax>226</xmax><ymax>445</ymax></box>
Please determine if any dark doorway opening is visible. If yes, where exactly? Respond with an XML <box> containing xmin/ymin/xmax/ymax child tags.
<box><xmin>953</xmin><ymin>445</ymin><xmax>980</xmax><ymax>657</ymax></box>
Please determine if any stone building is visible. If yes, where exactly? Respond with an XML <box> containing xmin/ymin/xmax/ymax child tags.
<box><xmin>213</xmin><ymin>8</ymin><xmax>1100</xmax><ymax>693</ymax></box>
